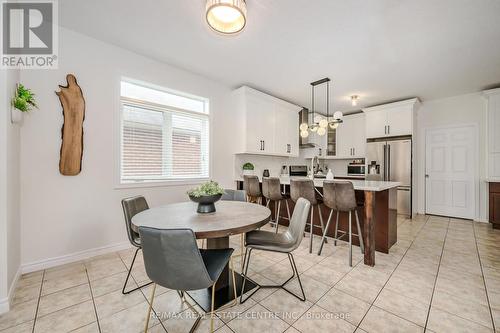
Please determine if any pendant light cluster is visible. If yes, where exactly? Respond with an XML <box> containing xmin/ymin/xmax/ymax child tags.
<box><xmin>206</xmin><ymin>0</ymin><xmax>247</xmax><ymax>35</ymax></box>
<box><xmin>299</xmin><ymin>78</ymin><xmax>343</xmax><ymax>138</ymax></box>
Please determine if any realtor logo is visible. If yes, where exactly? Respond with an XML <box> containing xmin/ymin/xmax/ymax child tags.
<box><xmin>1</xmin><ymin>0</ymin><xmax>58</xmax><ymax>68</ymax></box>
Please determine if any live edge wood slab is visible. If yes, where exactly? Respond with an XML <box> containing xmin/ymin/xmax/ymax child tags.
<box><xmin>236</xmin><ymin>178</ymin><xmax>399</xmax><ymax>266</ymax></box>
<box><xmin>56</xmin><ymin>74</ymin><xmax>85</xmax><ymax>176</ymax></box>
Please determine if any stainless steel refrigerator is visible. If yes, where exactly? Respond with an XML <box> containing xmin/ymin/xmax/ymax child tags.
<box><xmin>366</xmin><ymin>138</ymin><xmax>412</xmax><ymax>216</ymax></box>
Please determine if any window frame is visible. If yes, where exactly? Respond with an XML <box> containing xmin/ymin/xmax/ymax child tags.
<box><xmin>115</xmin><ymin>79</ymin><xmax>211</xmax><ymax>189</ymax></box>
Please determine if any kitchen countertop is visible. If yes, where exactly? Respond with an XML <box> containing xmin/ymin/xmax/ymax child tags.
<box><xmin>485</xmin><ymin>178</ymin><xmax>500</xmax><ymax>183</ymax></box>
<box><xmin>236</xmin><ymin>176</ymin><xmax>401</xmax><ymax>192</ymax></box>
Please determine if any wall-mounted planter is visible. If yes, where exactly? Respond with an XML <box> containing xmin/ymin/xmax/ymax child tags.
<box><xmin>10</xmin><ymin>105</ymin><xmax>24</xmax><ymax>124</ymax></box>
<box><xmin>11</xmin><ymin>83</ymin><xmax>37</xmax><ymax>124</ymax></box>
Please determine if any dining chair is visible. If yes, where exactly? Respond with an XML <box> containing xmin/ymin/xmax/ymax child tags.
<box><xmin>139</xmin><ymin>227</ymin><xmax>237</xmax><ymax>333</ymax></box>
<box><xmin>121</xmin><ymin>196</ymin><xmax>154</xmax><ymax>294</ymax></box>
<box><xmin>262</xmin><ymin>177</ymin><xmax>291</xmax><ymax>233</ymax></box>
<box><xmin>240</xmin><ymin>197</ymin><xmax>311</xmax><ymax>303</ymax></box>
<box><xmin>318</xmin><ymin>181</ymin><xmax>364</xmax><ymax>266</ymax></box>
<box><xmin>243</xmin><ymin>175</ymin><xmax>262</xmax><ymax>204</ymax></box>
<box><xmin>222</xmin><ymin>189</ymin><xmax>247</xmax><ymax>270</ymax></box>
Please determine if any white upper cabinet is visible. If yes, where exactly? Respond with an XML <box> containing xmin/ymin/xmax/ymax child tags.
<box><xmin>363</xmin><ymin>98</ymin><xmax>419</xmax><ymax>139</ymax></box>
<box><xmin>336</xmin><ymin>113</ymin><xmax>366</xmax><ymax>158</ymax></box>
<box><xmin>484</xmin><ymin>88</ymin><xmax>500</xmax><ymax>179</ymax></box>
<box><xmin>233</xmin><ymin>86</ymin><xmax>301</xmax><ymax>157</ymax></box>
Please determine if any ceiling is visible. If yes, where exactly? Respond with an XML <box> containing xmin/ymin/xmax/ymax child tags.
<box><xmin>59</xmin><ymin>0</ymin><xmax>500</xmax><ymax>112</ymax></box>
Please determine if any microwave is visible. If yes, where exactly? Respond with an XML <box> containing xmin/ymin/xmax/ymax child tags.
<box><xmin>347</xmin><ymin>165</ymin><xmax>365</xmax><ymax>176</ymax></box>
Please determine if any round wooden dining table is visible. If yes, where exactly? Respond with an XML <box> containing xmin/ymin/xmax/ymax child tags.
<box><xmin>131</xmin><ymin>200</ymin><xmax>271</xmax><ymax>312</ymax></box>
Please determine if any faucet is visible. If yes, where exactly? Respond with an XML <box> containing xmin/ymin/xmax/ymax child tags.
<box><xmin>310</xmin><ymin>155</ymin><xmax>319</xmax><ymax>179</ymax></box>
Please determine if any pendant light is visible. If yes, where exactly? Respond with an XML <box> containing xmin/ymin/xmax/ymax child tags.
<box><xmin>300</xmin><ymin>78</ymin><xmax>343</xmax><ymax>138</ymax></box>
<box><xmin>206</xmin><ymin>0</ymin><xmax>247</xmax><ymax>35</ymax></box>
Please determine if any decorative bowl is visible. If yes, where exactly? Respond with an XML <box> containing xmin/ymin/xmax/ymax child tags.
<box><xmin>188</xmin><ymin>194</ymin><xmax>222</xmax><ymax>214</ymax></box>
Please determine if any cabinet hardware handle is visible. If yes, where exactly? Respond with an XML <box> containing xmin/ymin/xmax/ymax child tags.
<box><xmin>387</xmin><ymin>125</ymin><xmax>390</xmax><ymax>134</ymax></box>
<box><xmin>353</xmin><ymin>148</ymin><xmax>355</xmax><ymax>156</ymax></box>
<box><xmin>263</xmin><ymin>140</ymin><xmax>265</xmax><ymax>151</ymax></box>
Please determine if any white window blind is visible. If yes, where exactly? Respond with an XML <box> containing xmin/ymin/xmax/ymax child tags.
<box><xmin>120</xmin><ymin>81</ymin><xmax>209</xmax><ymax>183</ymax></box>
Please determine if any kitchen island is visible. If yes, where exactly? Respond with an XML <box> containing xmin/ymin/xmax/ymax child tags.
<box><xmin>236</xmin><ymin>177</ymin><xmax>401</xmax><ymax>266</ymax></box>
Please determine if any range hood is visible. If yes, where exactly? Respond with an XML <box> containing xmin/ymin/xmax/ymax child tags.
<box><xmin>299</xmin><ymin>108</ymin><xmax>316</xmax><ymax>148</ymax></box>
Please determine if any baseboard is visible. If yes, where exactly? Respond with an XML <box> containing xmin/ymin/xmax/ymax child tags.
<box><xmin>0</xmin><ymin>267</ymin><xmax>21</xmax><ymax>315</ymax></box>
<box><xmin>21</xmin><ymin>241</ymin><xmax>132</xmax><ymax>274</ymax></box>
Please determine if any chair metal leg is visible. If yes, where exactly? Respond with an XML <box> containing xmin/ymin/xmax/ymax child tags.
<box><xmin>240</xmin><ymin>248</ymin><xmax>252</xmax><ymax>304</ymax></box>
<box><xmin>318</xmin><ymin>209</ymin><xmax>334</xmax><ymax>255</ymax></box>
<box><xmin>123</xmin><ymin>247</ymin><xmax>153</xmax><ymax>295</ymax></box>
<box><xmin>210</xmin><ymin>282</ymin><xmax>216</xmax><ymax>333</ymax></box>
<box><xmin>333</xmin><ymin>211</ymin><xmax>340</xmax><ymax>246</ymax></box>
<box><xmin>349</xmin><ymin>211</ymin><xmax>353</xmax><ymax>267</ymax></box>
<box><xmin>144</xmin><ymin>283</ymin><xmax>156</xmax><ymax>333</ymax></box>
<box><xmin>318</xmin><ymin>204</ymin><xmax>327</xmax><ymax>244</ymax></box>
<box><xmin>354</xmin><ymin>210</ymin><xmax>364</xmax><ymax>254</ymax></box>
<box><xmin>285</xmin><ymin>199</ymin><xmax>291</xmax><ymax>221</ymax></box>
<box><xmin>309</xmin><ymin>208</ymin><xmax>314</xmax><ymax>254</ymax></box>
<box><xmin>275</xmin><ymin>201</ymin><xmax>281</xmax><ymax>233</ymax></box>
<box><xmin>240</xmin><ymin>234</ymin><xmax>245</xmax><ymax>271</ymax></box>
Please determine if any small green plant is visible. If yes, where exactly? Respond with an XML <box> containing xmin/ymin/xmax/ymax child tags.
<box><xmin>12</xmin><ymin>84</ymin><xmax>38</xmax><ymax>112</ymax></box>
<box><xmin>242</xmin><ymin>162</ymin><xmax>254</xmax><ymax>170</ymax></box>
<box><xmin>187</xmin><ymin>180</ymin><xmax>224</xmax><ymax>198</ymax></box>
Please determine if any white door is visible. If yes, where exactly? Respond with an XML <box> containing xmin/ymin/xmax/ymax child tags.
<box><xmin>425</xmin><ymin>125</ymin><xmax>476</xmax><ymax>219</ymax></box>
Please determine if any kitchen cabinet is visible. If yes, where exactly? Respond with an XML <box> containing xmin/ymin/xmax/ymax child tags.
<box><xmin>363</xmin><ymin>98</ymin><xmax>419</xmax><ymax>139</ymax></box>
<box><xmin>336</xmin><ymin>113</ymin><xmax>365</xmax><ymax>158</ymax></box>
<box><xmin>484</xmin><ymin>88</ymin><xmax>500</xmax><ymax>179</ymax></box>
<box><xmin>233</xmin><ymin>86</ymin><xmax>301</xmax><ymax>157</ymax></box>
<box><xmin>490</xmin><ymin>182</ymin><xmax>500</xmax><ymax>229</ymax></box>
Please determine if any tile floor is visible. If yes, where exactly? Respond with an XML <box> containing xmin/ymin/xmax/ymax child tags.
<box><xmin>1</xmin><ymin>215</ymin><xmax>500</xmax><ymax>333</ymax></box>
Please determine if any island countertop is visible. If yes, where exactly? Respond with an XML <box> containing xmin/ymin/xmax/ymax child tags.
<box><xmin>235</xmin><ymin>176</ymin><xmax>401</xmax><ymax>192</ymax></box>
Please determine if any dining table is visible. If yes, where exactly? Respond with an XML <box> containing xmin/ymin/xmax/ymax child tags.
<box><xmin>131</xmin><ymin>200</ymin><xmax>271</xmax><ymax>312</ymax></box>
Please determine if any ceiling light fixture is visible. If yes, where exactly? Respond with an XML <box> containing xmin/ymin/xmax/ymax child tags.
<box><xmin>299</xmin><ymin>78</ymin><xmax>343</xmax><ymax>138</ymax></box>
<box><xmin>351</xmin><ymin>95</ymin><xmax>359</xmax><ymax>106</ymax></box>
<box><xmin>206</xmin><ymin>0</ymin><xmax>247</xmax><ymax>35</ymax></box>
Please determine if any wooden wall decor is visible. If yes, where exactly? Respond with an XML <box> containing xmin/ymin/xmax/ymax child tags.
<box><xmin>56</xmin><ymin>74</ymin><xmax>85</xmax><ymax>176</ymax></box>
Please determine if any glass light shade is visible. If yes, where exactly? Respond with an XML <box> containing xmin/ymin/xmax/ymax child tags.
<box><xmin>333</xmin><ymin>111</ymin><xmax>343</xmax><ymax>120</ymax></box>
<box><xmin>206</xmin><ymin>0</ymin><xmax>247</xmax><ymax>34</ymax></box>
<box><xmin>329</xmin><ymin>122</ymin><xmax>339</xmax><ymax>129</ymax></box>
<box><xmin>313</xmin><ymin>114</ymin><xmax>322</xmax><ymax>124</ymax></box>
<box><xmin>310</xmin><ymin>125</ymin><xmax>318</xmax><ymax>132</ymax></box>
<box><xmin>319</xmin><ymin>118</ymin><xmax>328</xmax><ymax>128</ymax></box>
<box><xmin>300</xmin><ymin>130</ymin><xmax>309</xmax><ymax>138</ymax></box>
<box><xmin>299</xmin><ymin>122</ymin><xmax>309</xmax><ymax>131</ymax></box>
<box><xmin>317</xmin><ymin>127</ymin><xmax>326</xmax><ymax>136</ymax></box>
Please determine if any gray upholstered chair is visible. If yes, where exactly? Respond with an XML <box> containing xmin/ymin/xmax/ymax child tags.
<box><xmin>121</xmin><ymin>196</ymin><xmax>153</xmax><ymax>294</ymax></box>
<box><xmin>262</xmin><ymin>177</ymin><xmax>291</xmax><ymax>233</ymax></box>
<box><xmin>243</xmin><ymin>175</ymin><xmax>262</xmax><ymax>204</ymax></box>
<box><xmin>139</xmin><ymin>227</ymin><xmax>237</xmax><ymax>333</ymax></box>
<box><xmin>222</xmin><ymin>189</ymin><xmax>247</xmax><ymax>269</ymax></box>
<box><xmin>290</xmin><ymin>179</ymin><xmax>327</xmax><ymax>254</ymax></box>
<box><xmin>240</xmin><ymin>198</ymin><xmax>311</xmax><ymax>303</ymax></box>
<box><xmin>318</xmin><ymin>181</ymin><xmax>364</xmax><ymax>266</ymax></box>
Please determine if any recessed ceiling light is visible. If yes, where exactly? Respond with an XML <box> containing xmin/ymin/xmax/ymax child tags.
<box><xmin>351</xmin><ymin>95</ymin><xmax>359</xmax><ymax>106</ymax></box>
<box><xmin>206</xmin><ymin>0</ymin><xmax>247</xmax><ymax>35</ymax></box>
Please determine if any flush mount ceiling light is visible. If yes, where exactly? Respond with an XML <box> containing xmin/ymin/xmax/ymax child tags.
<box><xmin>299</xmin><ymin>78</ymin><xmax>343</xmax><ymax>138</ymax></box>
<box><xmin>206</xmin><ymin>0</ymin><xmax>247</xmax><ymax>35</ymax></box>
<box><xmin>351</xmin><ymin>95</ymin><xmax>359</xmax><ymax>106</ymax></box>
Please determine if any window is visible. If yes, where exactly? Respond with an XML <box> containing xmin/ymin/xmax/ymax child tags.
<box><xmin>120</xmin><ymin>80</ymin><xmax>209</xmax><ymax>184</ymax></box>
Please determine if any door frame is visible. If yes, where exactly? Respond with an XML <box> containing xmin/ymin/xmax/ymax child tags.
<box><xmin>424</xmin><ymin>123</ymin><xmax>479</xmax><ymax>220</ymax></box>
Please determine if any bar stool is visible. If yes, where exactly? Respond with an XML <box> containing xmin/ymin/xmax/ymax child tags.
<box><xmin>244</xmin><ymin>175</ymin><xmax>262</xmax><ymax>204</ymax></box>
<box><xmin>318</xmin><ymin>181</ymin><xmax>364</xmax><ymax>266</ymax></box>
<box><xmin>262</xmin><ymin>177</ymin><xmax>291</xmax><ymax>233</ymax></box>
<box><xmin>290</xmin><ymin>179</ymin><xmax>327</xmax><ymax>253</ymax></box>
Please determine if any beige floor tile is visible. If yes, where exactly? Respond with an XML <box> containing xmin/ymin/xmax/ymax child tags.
<box><xmin>384</xmin><ymin>275</ymin><xmax>434</xmax><ymax>304</ymax></box>
<box><xmin>432</xmin><ymin>289</ymin><xmax>493</xmax><ymax>328</ymax></box>
<box><xmin>292</xmin><ymin>305</ymin><xmax>356</xmax><ymax>333</ymax></box>
<box><xmin>302</xmin><ymin>263</ymin><xmax>346</xmax><ymax>286</ymax></box>
<box><xmin>90</xmin><ymin>271</ymin><xmax>138</xmax><ymax>297</ymax></box>
<box><xmin>11</xmin><ymin>283</ymin><xmax>41</xmax><ymax>305</ymax></box>
<box><xmin>99</xmin><ymin>301</ymin><xmax>157</xmax><ymax>333</ymax></box>
<box><xmin>34</xmin><ymin>300</ymin><xmax>96</xmax><ymax>333</ymax></box>
<box><xmin>0</xmin><ymin>300</ymin><xmax>37</xmax><ymax>331</ymax></box>
<box><xmin>94</xmin><ymin>288</ymin><xmax>146</xmax><ymax>319</ymax></box>
<box><xmin>260</xmin><ymin>289</ymin><xmax>313</xmax><ymax>324</ymax></box>
<box><xmin>160</xmin><ymin>307</ymin><xmax>225</xmax><ymax>332</ymax></box>
<box><xmin>435</xmin><ymin>276</ymin><xmax>488</xmax><ymax>306</ymax></box>
<box><xmin>427</xmin><ymin>306</ymin><xmax>493</xmax><ymax>333</ymax></box>
<box><xmin>334</xmin><ymin>276</ymin><xmax>382</xmax><ymax>304</ymax></box>
<box><xmin>152</xmin><ymin>290</ymin><xmax>189</xmax><ymax>320</ymax></box>
<box><xmin>218</xmin><ymin>297</ymin><xmax>258</xmax><ymax>323</ymax></box>
<box><xmin>316</xmin><ymin>288</ymin><xmax>370</xmax><ymax>326</ymax></box>
<box><xmin>243</xmin><ymin>273</ymin><xmax>278</xmax><ymax>302</ymax></box>
<box><xmin>359</xmin><ymin>306</ymin><xmax>424</xmax><ymax>333</ymax></box>
<box><xmin>0</xmin><ymin>320</ymin><xmax>33</xmax><ymax>333</ymax></box>
<box><xmin>72</xmin><ymin>322</ymin><xmax>100</xmax><ymax>333</ymax></box>
<box><xmin>374</xmin><ymin>289</ymin><xmax>429</xmax><ymax>327</ymax></box>
<box><xmin>227</xmin><ymin>303</ymin><xmax>289</xmax><ymax>333</ymax></box>
<box><xmin>37</xmin><ymin>284</ymin><xmax>92</xmax><ymax>317</ymax></box>
<box><xmin>284</xmin><ymin>327</ymin><xmax>301</xmax><ymax>333</ymax></box>
<box><xmin>44</xmin><ymin>262</ymin><xmax>86</xmax><ymax>280</ymax></box>
<box><xmin>16</xmin><ymin>271</ymin><xmax>43</xmax><ymax>289</ymax></box>
<box><xmin>41</xmin><ymin>270</ymin><xmax>88</xmax><ymax>296</ymax></box>
<box><xmin>284</xmin><ymin>274</ymin><xmax>330</xmax><ymax>303</ymax></box>
<box><xmin>86</xmin><ymin>259</ymin><xmax>127</xmax><ymax>281</ymax></box>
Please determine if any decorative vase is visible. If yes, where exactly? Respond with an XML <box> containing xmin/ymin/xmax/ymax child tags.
<box><xmin>242</xmin><ymin>169</ymin><xmax>254</xmax><ymax>176</ymax></box>
<box><xmin>10</xmin><ymin>106</ymin><xmax>24</xmax><ymax>124</ymax></box>
<box><xmin>189</xmin><ymin>194</ymin><xmax>222</xmax><ymax>213</ymax></box>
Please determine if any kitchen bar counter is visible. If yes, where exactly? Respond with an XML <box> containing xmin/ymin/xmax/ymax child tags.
<box><xmin>236</xmin><ymin>177</ymin><xmax>400</xmax><ymax>266</ymax></box>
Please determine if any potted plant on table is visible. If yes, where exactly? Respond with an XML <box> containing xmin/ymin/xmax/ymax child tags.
<box><xmin>242</xmin><ymin>162</ymin><xmax>254</xmax><ymax>176</ymax></box>
<box><xmin>187</xmin><ymin>180</ymin><xmax>225</xmax><ymax>214</ymax></box>
<box><xmin>11</xmin><ymin>84</ymin><xmax>38</xmax><ymax>124</ymax></box>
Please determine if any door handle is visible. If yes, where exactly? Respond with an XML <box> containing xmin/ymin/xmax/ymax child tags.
<box><xmin>387</xmin><ymin>144</ymin><xmax>391</xmax><ymax>181</ymax></box>
<box><xmin>425</xmin><ymin>174</ymin><xmax>429</xmax><ymax>178</ymax></box>
<box><xmin>388</xmin><ymin>125</ymin><xmax>390</xmax><ymax>135</ymax></box>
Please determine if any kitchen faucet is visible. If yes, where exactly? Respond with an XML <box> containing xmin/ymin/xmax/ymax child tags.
<box><xmin>310</xmin><ymin>155</ymin><xmax>319</xmax><ymax>179</ymax></box>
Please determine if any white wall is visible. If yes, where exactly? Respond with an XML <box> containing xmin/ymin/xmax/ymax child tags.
<box><xmin>0</xmin><ymin>68</ymin><xmax>21</xmax><ymax>314</ymax></box>
<box><xmin>19</xmin><ymin>27</ymin><xmax>237</xmax><ymax>268</ymax></box>
<box><xmin>416</xmin><ymin>92</ymin><xmax>488</xmax><ymax>221</ymax></box>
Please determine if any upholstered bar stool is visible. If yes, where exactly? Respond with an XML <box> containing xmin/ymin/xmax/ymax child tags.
<box><xmin>290</xmin><ymin>179</ymin><xmax>327</xmax><ymax>253</ymax></box>
<box><xmin>262</xmin><ymin>177</ymin><xmax>291</xmax><ymax>233</ymax></box>
<box><xmin>318</xmin><ymin>181</ymin><xmax>364</xmax><ymax>266</ymax></box>
<box><xmin>243</xmin><ymin>175</ymin><xmax>262</xmax><ymax>204</ymax></box>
